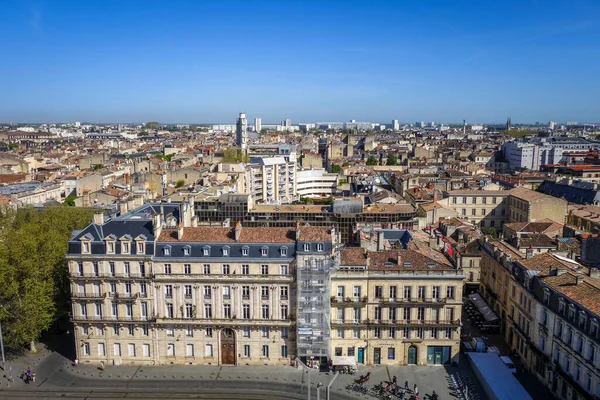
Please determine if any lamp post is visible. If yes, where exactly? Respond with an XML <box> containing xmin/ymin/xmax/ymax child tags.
<box><xmin>316</xmin><ymin>382</ymin><xmax>323</xmax><ymax>400</ymax></box>
<box><xmin>0</xmin><ymin>319</ymin><xmax>5</xmax><ymax>371</ymax></box>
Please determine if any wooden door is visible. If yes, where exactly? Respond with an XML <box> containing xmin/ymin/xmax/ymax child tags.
<box><xmin>221</xmin><ymin>328</ymin><xmax>236</xmax><ymax>365</ymax></box>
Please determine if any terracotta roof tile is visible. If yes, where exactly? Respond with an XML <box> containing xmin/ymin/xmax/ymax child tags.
<box><xmin>298</xmin><ymin>227</ymin><xmax>332</xmax><ymax>242</ymax></box>
<box><xmin>541</xmin><ymin>273</ymin><xmax>600</xmax><ymax>316</ymax></box>
<box><xmin>340</xmin><ymin>247</ymin><xmax>367</xmax><ymax>266</ymax></box>
<box><xmin>158</xmin><ymin>227</ymin><xmax>296</xmax><ymax>243</ymax></box>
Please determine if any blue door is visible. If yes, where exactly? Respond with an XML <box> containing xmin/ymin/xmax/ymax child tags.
<box><xmin>357</xmin><ymin>348</ymin><xmax>365</xmax><ymax>364</ymax></box>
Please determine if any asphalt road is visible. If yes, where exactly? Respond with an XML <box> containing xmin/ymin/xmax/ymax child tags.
<box><xmin>0</xmin><ymin>388</ymin><xmax>333</xmax><ymax>400</ymax></box>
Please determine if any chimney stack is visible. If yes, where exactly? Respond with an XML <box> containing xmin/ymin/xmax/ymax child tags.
<box><xmin>191</xmin><ymin>215</ymin><xmax>198</xmax><ymax>227</ymax></box>
<box><xmin>152</xmin><ymin>213</ymin><xmax>162</xmax><ymax>239</ymax></box>
<box><xmin>93</xmin><ymin>209</ymin><xmax>104</xmax><ymax>225</ymax></box>
<box><xmin>234</xmin><ymin>220</ymin><xmax>242</xmax><ymax>242</ymax></box>
<box><xmin>119</xmin><ymin>201</ymin><xmax>128</xmax><ymax>215</ymax></box>
<box><xmin>177</xmin><ymin>222</ymin><xmax>184</xmax><ymax>240</ymax></box>
<box><xmin>576</xmin><ymin>275</ymin><xmax>585</xmax><ymax>286</ymax></box>
<box><xmin>377</xmin><ymin>230</ymin><xmax>385</xmax><ymax>251</ymax></box>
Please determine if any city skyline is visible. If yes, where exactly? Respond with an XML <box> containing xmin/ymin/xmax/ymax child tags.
<box><xmin>1</xmin><ymin>0</ymin><xmax>599</xmax><ymax>123</ymax></box>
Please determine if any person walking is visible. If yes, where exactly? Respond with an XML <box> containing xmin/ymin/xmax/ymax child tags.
<box><xmin>404</xmin><ymin>380</ymin><xmax>409</xmax><ymax>390</ymax></box>
<box><xmin>414</xmin><ymin>384</ymin><xmax>418</xmax><ymax>395</ymax></box>
<box><xmin>392</xmin><ymin>375</ymin><xmax>397</xmax><ymax>386</ymax></box>
<box><xmin>31</xmin><ymin>372</ymin><xmax>36</xmax><ymax>383</ymax></box>
<box><xmin>100</xmin><ymin>361</ymin><xmax>105</xmax><ymax>371</ymax></box>
<box><xmin>74</xmin><ymin>358</ymin><xmax>79</xmax><ymax>367</ymax></box>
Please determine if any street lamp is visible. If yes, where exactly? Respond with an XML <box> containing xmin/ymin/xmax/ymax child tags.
<box><xmin>316</xmin><ymin>382</ymin><xmax>323</xmax><ymax>400</ymax></box>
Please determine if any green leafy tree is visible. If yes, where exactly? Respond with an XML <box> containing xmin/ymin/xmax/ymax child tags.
<box><xmin>0</xmin><ymin>206</ymin><xmax>94</xmax><ymax>350</ymax></box>
<box><xmin>64</xmin><ymin>195</ymin><xmax>77</xmax><ymax>207</ymax></box>
<box><xmin>386</xmin><ymin>154</ymin><xmax>398</xmax><ymax>166</ymax></box>
<box><xmin>332</xmin><ymin>164</ymin><xmax>342</xmax><ymax>173</ymax></box>
<box><xmin>175</xmin><ymin>179</ymin><xmax>185</xmax><ymax>188</ymax></box>
<box><xmin>222</xmin><ymin>147</ymin><xmax>249</xmax><ymax>163</ymax></box>
<box><xmin>366</xmin><ymin>156</ymin><xmax>379</xmax><ymax>166</ymax></box>
<box><xmin>93</xmin><ymin>164</ymin><xmax>104</xmax><ymax>171</ymax></box>
<box><xmin>482</xmin><ymin>227</ymin><xmax>499</xmax><ymax>238</ymax></box>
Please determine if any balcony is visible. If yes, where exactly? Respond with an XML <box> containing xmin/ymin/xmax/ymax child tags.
<box><xmin>108</xmin><ymin>292</ymin><xmax>138</xmax><ymax>300</ymax></box>
<box><xmin>330</xmin><ymin>296</ymin><xmax>368</xmax><ymax>306</ymax></box>
<box><xmin>261</xmin><ymin>295</ymin><xmax>269</xmax><ymax>300</ymax></box>
<box><xmin>242</xmin><ymin>295</ymin><xmax>250</xmax><ymax>300</ymax></box>
<box><xmin>153</xmin><ymin>273</ymin><xmax>293</xmax><ymax>283</ymax></box>
<box><xmin>155</xmin><ymin>317</ymin><xmax>293</xmax><ymax>327</ymax></box>
<box><xmin>185</xmin><ymin>294</ymin><xmax>193</xmax><ymax>300</ymax></box>
<box><xmin>331</xmin><ymin>319</ymin><xmax>462</xmax><ymax>328</ymax></box>
<box><xmin>554</xmin><ymin>364</ymin><xmax>595</xmax><ymax>400</ymax></box>
<box><xmin>72</xmin><ymin>292</ymin><xmax>106</xmax><ymax>300</ymax></box>
<box><xmin>71</xmin><ymin>315</ymin><xmax>155</xmax><ymax>322</ymax></box>
<box><xmin>70</xmin><ymin>272</ymin><xmax>151</xmax><ymax>279</ymax></box>
<box><xmin>377</xmin><ymin>297</ymin><xmax>447</xmax><ymax>306</ymax></box>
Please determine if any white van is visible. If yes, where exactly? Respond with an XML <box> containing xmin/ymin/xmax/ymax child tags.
<box><xmin>500</xmin><ymin>356</ymin><xmax>517</xmax><ymax>374</ymax></box>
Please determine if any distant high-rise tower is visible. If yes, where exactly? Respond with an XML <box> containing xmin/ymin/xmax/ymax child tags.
<box><xmin>283</xmin><ymin>119</ymin><xmax>291</xmax><ymax>127</ymax></box>
<box><xmin>236</xmin><ymin>112</ymin><xmax>248</xmax><ymax>152</ymax></box>
<box><xmin>254</xmin><ymin>117</ymin><xmax>262</xmax><ymax>133</ymax></box>
<box><xmin>506</xmin><ymin>117</ymin><xmax>512</xmax><ymax>131</ymax></box>
<box><xmin>392</xmin><ymin>119</ymin><xmax>399</xmax><ymax>131</ymax></box>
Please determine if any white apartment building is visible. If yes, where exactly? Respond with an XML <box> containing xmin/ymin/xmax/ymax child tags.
<box><xmin>295</xmin><ymin>168</ymin><xmax>338</xmax><ymax>198</ymax></box>
<box><xmin>248</xmin><ymin>157</ymin><xmax>296</xmax><ymax>204</ymax></box>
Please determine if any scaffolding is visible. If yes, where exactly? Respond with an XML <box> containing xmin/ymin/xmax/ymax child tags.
<box><xmin>296</xmin><ymin>254</ymin><xmax>337</xmax><ymax>365</ymax></box>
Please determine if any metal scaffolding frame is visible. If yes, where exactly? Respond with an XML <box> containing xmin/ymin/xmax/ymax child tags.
<box><xmin>296</xmin><ymin>254</ymin><xmax>337</xmax><ymax>364</ymax></box>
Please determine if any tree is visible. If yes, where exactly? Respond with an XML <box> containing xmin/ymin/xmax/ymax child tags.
<box><xmin>0</xmin><ymin>206</ymin><xmax>94</xmax><ymax>350</ymax></box>
<box><xmin>332</xmin><ymin>164</ymin><xmax>342</xmax><ymax>173</ymax></box>
<box><xmin>93</xmin><ymin>164</ymin><xmax>104</xmax><ymax>171</ymax></box>
<box><xmin>366</xmin><ymin>156</ymin><xmax>378</xmax><ymax>166</ymax></box>
<box><xmin>222</xmin><ymin>147</ymin><xmax>249</xmax><ymax>163</ymax></box>
<box><xmin>482</xmin><ymin>227</ymin><xmax>499</xmax><ymax>238</ymax></box>
<box><xmin>386</xmin><ymin>154</ymin><xmax>398</xmax><ymax>166</ymax></box>
<box><xmin>64</xmin><ymin>195</ymin><xmax>77</xmax><ymax>207</ymax></box>
<box><xmin>175</xmin><ymin>179</ymin><xmax>185</xmax><ymax>188</ymax></box>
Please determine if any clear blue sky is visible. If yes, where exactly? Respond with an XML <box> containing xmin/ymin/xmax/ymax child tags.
<box><xmin>1</xmin><ymin>0</ymin><xmax>599</xmax><ymax>124</ymax></box>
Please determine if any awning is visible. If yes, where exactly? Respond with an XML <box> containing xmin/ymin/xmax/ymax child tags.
<box><xmin>331</xmin><ymin>356</ymin><xmax>357</xmax><ymax>367</ymax></box>
<box><xmin>469</xmin><ymin>293</ymin><xmax>499</xmax><ymax>322</ymax></box>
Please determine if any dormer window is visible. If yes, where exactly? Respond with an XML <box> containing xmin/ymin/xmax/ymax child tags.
<box><xmin>203</xmin><ymin>246</ymin><xmax>210</xmax><ymax>256</ymax></box>
<box><xmin>107</xmin><ymin>241</ymin><xmax>114</xmax><ymax>254</ymax></box>
<box><xmin>543</xmin><ymin>288</ymin><xmax>550</xmax><ymax>305</ymax></box>
<box><xmin>82</xmin><ymin>242</ymin><xmax>90</xmax><ymax>254</ymax></box>
<box><xmin>559</xmin><ymin>299</ymin><xmax>565</xmax><ymax>315</ymax></box>
<box><xmin>163</xmin><ymin>246</ymin><xmax>171</xmax><ymax>256</ymax></box>
<box><xmin>568</xmin><ymin>304</ymin><xmax>576</xmax><ymax>321</ymax></box>
<box><xmin>137</xmin><ymin>242</ymin><xmax>144</xmax><ymax>254</ymax></box>
<box><xmin>222</xmin><ymin>246</ymin><xmax>229</xmax><ymax>256</ymax></box>
<box><xmin>579</xmin><ymin>311</ymin><xmax>587</xmax><ymax>328</ymax></box>
<box><xmin>261</xmin><ymin>247</ymin><xmax>268</xmax><ymax>256</ymax></box>
<box><xmin>280</xmin><ymin>247</ymin><xmax>287</xmax><ymax>257</ymax></box>
<box><xmin>303</xmin><ymin>243</ymin><xmax>310</xmax><ymax>252</ymax></box>
<box><xmin>317</xmin><ymin>243</ymin><xmax>324</xmax><ymax>252</ymax></box>
<box><xmin>183</xmin><ymin>246</ymin><xmax>191</xmax><ymax>256</ymax></box>
<box><xmin>122</xmin><ymin>242</ymin><xmax>130</xmax><ymax>254</ymax></box>
<box><xmin>242</xmin><ymin>246</ymin><xmax>249</xmax><ymax>256</ymax></box>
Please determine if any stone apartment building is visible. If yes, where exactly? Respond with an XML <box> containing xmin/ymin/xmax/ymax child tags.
<box><xmin>330</xmin><ymin>246</ymin><xmax>464</xmax><ymax>366</ymax></box>
<box><xmin>67</xmin><ymin>200</ymin><xmax>334</xmax><ymax>366</ymax></box>
<box><xmin>480</xmin><ymin>238</ymin><xmax>600</xmax><ymax>400</ymax></box>
<box><xmin>508</xmin><ymin>186</ymin><xmax>568</xmax><ymax>224</ymax></box>
<box><xmin>439</xmin><ymin>190</ymin><xmax>509</xmax><ymax>230</ymax></box>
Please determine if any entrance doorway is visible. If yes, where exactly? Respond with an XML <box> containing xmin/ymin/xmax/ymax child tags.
<box><xmin>407</xmin><ymin>345</ymin><xmax>418</xmax><ymax>365</ymax></box>
<box><xmin>374</xmin><ymin>348</ymin><xmax>381</xmax><ymax>364</ymax></box>
<box><xmin>220</xmin><ymin>328</ymin><xmax>236</xmax><ymax>365</ymax></box>
<box><xmin>357</xmin><ymin>348</ymin><xmax>365</xmax><ymax>364</ymax></box>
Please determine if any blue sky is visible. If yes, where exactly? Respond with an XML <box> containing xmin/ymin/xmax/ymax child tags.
<box><xmin>1</xmin><ymin>0</ymin><xmax>599</xmax><ymax>124</ymax></box>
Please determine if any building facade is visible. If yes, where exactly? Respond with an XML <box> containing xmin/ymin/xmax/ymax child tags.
<box><xmin>67</xmin><ymin>202</ymin><xmax>319</xmax><ymax>366</ymax></box>
<box><xmin>330</xmin><ymin>247</ymin><xmax>464</xmax><ymax>366</ymax></box>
